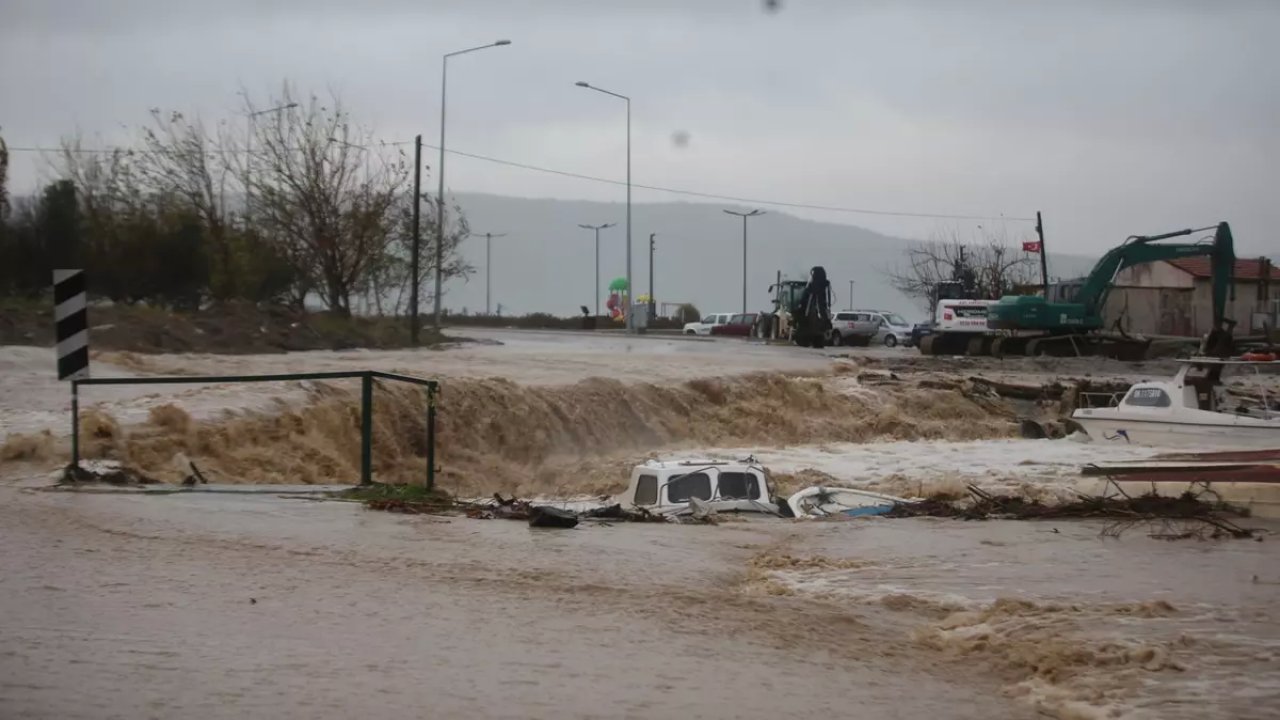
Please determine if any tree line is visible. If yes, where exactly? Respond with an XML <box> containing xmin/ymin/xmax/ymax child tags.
<box><xmin>0</xmin><ymin>85</ymin><xmax>473</xmax><ymax>315</ymax></box>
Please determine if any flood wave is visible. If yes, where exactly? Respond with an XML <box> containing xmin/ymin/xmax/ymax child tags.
<box><xmin>8</xmin><ymin>373</ymin><xmax>1018</xmax><ymax>492</ymax></box>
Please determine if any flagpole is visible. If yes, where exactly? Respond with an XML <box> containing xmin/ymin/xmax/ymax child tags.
<box><xmin>1035</xmin><ymin>211</ymin><xmax>1049</xmax><ymax>298</ymax></box>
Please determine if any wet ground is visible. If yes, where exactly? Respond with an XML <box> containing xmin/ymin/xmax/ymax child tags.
<box><xmin>1</xmin><ymin>484</ymin><xmax>1275</xmax><ymax>719</ymax></box>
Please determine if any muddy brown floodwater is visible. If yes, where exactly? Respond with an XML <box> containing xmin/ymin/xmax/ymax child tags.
<box><xmin>2</xmin><ymin>486</ymin><xmax>1277</xmax><ymax>720</ymax></box>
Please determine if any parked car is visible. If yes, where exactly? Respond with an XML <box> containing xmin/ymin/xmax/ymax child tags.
<box><xmin>865</xmin><ymin>311</ymin><xmax>913</xmax><ymax>347</ymax></box>
<box><xmin>828</xmin><ymin>311</ymin><xmax>881</xmax><ymax>346</ymax></box>
<box><xmin>710</xmin><ymin>313</ymin><xmax>759</xmax><ymax>337</ymax></box>
<box><xmin>908</xmin><ymin>321</ymin><xmax>934</xmax><ymax>348</ymax></box>
<box><xmin>683</xmin><ymin>312</ymin><xmax>734</xmax><ymax>335</ymax></box>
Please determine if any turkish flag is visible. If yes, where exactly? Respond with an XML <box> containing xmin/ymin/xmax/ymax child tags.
<box><xmin>1022</xmin><ymin>241</ymin><xmax>1042</xmax><ymax>253</ymax></box>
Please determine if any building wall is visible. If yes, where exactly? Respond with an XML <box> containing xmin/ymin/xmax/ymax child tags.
<box><xmin>1102</xmin><ymin>280</ymin><xmax>1264</xmax><ymax>336</ymax></box>
<box><xmin>1102</xmin><ymin>288</ymin><xmax>1193</xmax><ymax>336</ymax></box>
<box><xmin>1112</xmin><ymin>262</ymin><xmax>1195</xmax><ymax>289</ymax></box>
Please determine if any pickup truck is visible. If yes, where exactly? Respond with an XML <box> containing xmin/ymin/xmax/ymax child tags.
<box><xmin>683</xmin><ymin>312</ymin><xmax>734</xmax><ymax>335</ymax></box>
<box><xmin>709</xmin><ymin>313</ymin><xmax>759</xmax><ymax>337</ymax></box>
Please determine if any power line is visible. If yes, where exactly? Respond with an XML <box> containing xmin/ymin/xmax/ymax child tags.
<box><xmin>6</xmin><ymin>142</ymin><xmax>1032</xmax><ymax>222</ymax></box>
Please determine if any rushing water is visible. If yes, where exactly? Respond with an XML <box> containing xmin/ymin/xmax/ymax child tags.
<box><xmin>1</xmin><ymin>486</ymin><xmax>1276</xmax><ymax>719</ymax></box>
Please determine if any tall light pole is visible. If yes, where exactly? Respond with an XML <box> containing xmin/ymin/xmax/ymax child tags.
<box><xmin>575</xmin><ymin>81</ymin><xmax>632</xmax><ymax>332</ymax></box>
<box><xmin>848</xmin><ymin>280</ymin><xmax>855</xmax><ymax>310</ymax></box>
<box><xmin>648</xmin><ymin>232</ymin><xmax>656</xmax><ymax>321</ymax></box>
<box><xmin>578</xmin><ymin>223</ymin><xmax>615</xmax><ymax>317</ymax></box>
<box><xmin>724</xmin><ymin>209</ymin><xmax>764</xmax><ymax>313</ymax></box>
<box><xmin>436</xmin><ymin>39</ymin><xmax>512</xmax><ymax>329</ymax></box>
<box><xmin>470</xmin><ymin>231</ymin><xmax>507</xmax><ymax>316</ymax></box>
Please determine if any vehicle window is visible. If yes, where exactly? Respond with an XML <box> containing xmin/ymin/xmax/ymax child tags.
<box><xmin>731</xmin><ymin>314</ymin><xmax>747</xmax><ymax>324</ymax></box>
<box><xmin>885</xmin><ymin>313</ymin><xmax>907</xmax><ymax>326</ymax></box>
<box><xmin>700</xmin><ymin>315</ymin><xmax>714</xmax><ymax>324</ymax></box>
<box><xmin>667</xmin><ymin>473</ymin><xmax>712</xmax><ymax>503</ymax></box>
<box><xmin>717</xmin><ymin>314</ymin><xmax>731</xmax><ymax>323</ymax></box>
<box><xmin>716</xmin><ymin>472</ymin><xmax>759</xmax><ymax>500</ymax></box>
<box><xmin>1124</xmin><ymin>388</ymin><xmax>1172</xmax><ymax>408</ymax></box>
<box><xmin>634</xmin><ymin>474</ymin><xmax>658</xmax><ymax>505</ymax></box>
<box><xmin>835</xmin><ymin>312</ymin><xmax>854</xmax><ymax>321</ymax></box>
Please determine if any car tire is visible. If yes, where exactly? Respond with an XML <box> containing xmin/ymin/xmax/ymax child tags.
<box><xmin>828</xmin><ymin>330</ymin><xmax>843</xmax><ymax>347</ymax></box>
<box><xmin>883</xmin><ymin>334</ymin><xmax>898</xmax><ymax>348</ymax></box>
<box><xmin>685</xmin><ymin>329</ymin><xmax>696</xmax><ymax>335</ymax></box>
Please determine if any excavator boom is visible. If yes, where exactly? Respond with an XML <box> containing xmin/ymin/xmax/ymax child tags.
<box><xmin>989</xmin><ymin>222</ymin><xmax>1235</xmax><ymax>334</ymax></box>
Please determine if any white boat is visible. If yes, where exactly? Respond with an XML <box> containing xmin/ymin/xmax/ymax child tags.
<box><xmin>1071</xmin><ymin>357</ymin><xmax>1280</xmax><ymax>449</ymax></box>
<box><xmin>786</xmin><ymin>486</ymin><xmax>911</xmax><ymax>518</ymax></box>
<box><xmin>615</xmin><ymin>459</ymin><xmax>781</xmax><ymax>516</ymax></box>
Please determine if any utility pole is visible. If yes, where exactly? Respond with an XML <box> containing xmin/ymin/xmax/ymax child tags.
<box><xmin>410</xmin><ymin>134</ymin><xmax>422</xmax><ymax>344</ymax></box>
<box><xmin>648</xmin><ymin>233</ymin><xmax>656</xmax><ymax>321</ymax></box>
<box><xmin>724</xmin><ymin>209</ymin><xmax>764</xmax><ymax>313</ymax></box>
<box><xmin>578</xmin><ymin>223</ymin><xmax>615</xmax><ymax>316</ymax></box>
<box><xmin>847</xmin><ymin>280</ymin><xmax>854</xmax><ymax>310</ymax></box>
<box><xmin>470</xmin><ymin>231</ymin><xmax>507</xmax><ymax>316</ymax></box>
<box><xmin>1035</xmin><ymin>211</ymin><xmax>1050</xmax><ymax>298</ymax></box>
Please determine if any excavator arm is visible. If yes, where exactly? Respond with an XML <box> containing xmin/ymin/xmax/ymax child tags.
<box><xmin>1074</xmin><ymin>222</ymin><xmax>1235</xmax><ymax>330</ymax></box>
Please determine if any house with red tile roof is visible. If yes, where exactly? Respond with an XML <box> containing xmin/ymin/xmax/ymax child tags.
<box><xmin>1107</xmin><ymin>257</ymin><xmax>1276</xmax><ymax>336</ymax></box>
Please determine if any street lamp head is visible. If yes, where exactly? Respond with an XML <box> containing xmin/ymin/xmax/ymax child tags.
<box><xmin>575</xmin><ymin>81</ymin><xmax>590</xmax><ymax>88</ymax></box>
<box><xmin>494</xmin><ymin>39</ymin><xmax>512</xmax><ymax>46</ymax></box>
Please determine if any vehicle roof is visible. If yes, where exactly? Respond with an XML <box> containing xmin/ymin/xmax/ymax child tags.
<box><xmin>636</xmin><ymin>459</ymin><xmax>762</xmax><ymax>471</ymax></box>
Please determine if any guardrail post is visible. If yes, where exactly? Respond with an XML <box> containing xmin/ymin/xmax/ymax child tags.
<box><xmin>360</xmin><ymin>373</ymin><xmax>373</xmax><ymax>485</ymax></box>
<box><xmin>426</xmin><ymin>382</ymin><xmax>437</xmax><ymax>491</ymax></box>
<box><xmin>71</xmin><ymin>380</ymin><xmax>80</xmax><ymax>469</ymax></box>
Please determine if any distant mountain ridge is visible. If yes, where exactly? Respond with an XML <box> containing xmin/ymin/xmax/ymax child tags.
<box><xmin>442</xmin><ymin>192</ymin><xmax>1097</xmax><ymax>322</ymax></box>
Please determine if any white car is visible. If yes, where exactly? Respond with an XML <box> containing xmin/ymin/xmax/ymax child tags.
<box><xmin>854</xmin><ymin>310</ymin><xmax>914</xmax><ymax>347</ymax></box>
<box><xmin>683</xmin><ymin>312</ymin><xmax>734</xmax><ymax>335</ymax></box>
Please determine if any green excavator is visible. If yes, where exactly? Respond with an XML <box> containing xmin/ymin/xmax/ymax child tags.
<box><xmin>986</xmin><ymin>222</ymin><xmax>1236</xmax><ymax>359</ymax></box>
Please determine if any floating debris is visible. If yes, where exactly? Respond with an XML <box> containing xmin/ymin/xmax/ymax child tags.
<box><xmin>886</xmin><ymin>482</ymin><xmax>1260</xmax><ymax>539</ymax></box>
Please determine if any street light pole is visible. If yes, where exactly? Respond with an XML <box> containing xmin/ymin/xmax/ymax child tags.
<box><xmin>469</xmin><ymin>232</ymin><xmax>507</xmax><ymax>316</ymax></box>
<box><xmin>575</xmin><ymin>81</ymin><xmax>632</xmax><ymax>332</ymax></box>
<box><xmin>848</xmin><ymin>280</ymin><xmax>855</xmax><ymax>310</ymax></box>
<box><xmin>436</xmin><ymin>39</ymin><xmax>512</xmax><ymax>329</ymax></box>
<box><xmin>578</xmin><ymin>223</ymin><xmax>615</xmax><ymax>317</ymax></box>
<box><xmin>648</xmin><ymin>233</ymin><xmax>656</xmax><ymax>321</ymax></box>
<box><xmin>723</xmin><ymin>209</ymin><xmax>764</xmax><ymax>314</ymax></box>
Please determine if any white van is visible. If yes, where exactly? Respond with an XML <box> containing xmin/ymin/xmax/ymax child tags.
<box><xmin>851</xmin><ymin>310</ymin><xmax>914</xmax><ymax>347</ymax></box>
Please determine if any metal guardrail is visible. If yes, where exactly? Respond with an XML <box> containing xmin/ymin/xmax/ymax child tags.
<box><xmin>72</xmin><ymin>370</ymin><xmax>440</xmax><ymax>488</ymax></box>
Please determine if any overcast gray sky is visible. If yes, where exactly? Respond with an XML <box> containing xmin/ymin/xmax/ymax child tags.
<box><xmin>2</xmin><ymin>0</ymin><xmax>1277</xmax><ymax>254</ymax></box>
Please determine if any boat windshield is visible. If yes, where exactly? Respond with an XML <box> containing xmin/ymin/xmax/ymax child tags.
<box><xmin>667</xmin><ymin>473</ymin><xmax>712</xmax><ymax>503</ymax></box>
<box><xmin>716</xmin><ymin>472</ymin><xmax>760</xmax><ymax>499</ymax></box>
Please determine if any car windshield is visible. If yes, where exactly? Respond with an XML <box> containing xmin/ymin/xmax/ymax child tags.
<box><xmin>700</xmin><ymin>315</ymin><xmax>714</xmax><ymax>324</ymax></box>
<box><xmin>884</xmin><ymin>313</ymin><xmax>907</xmax><ymax>326</ymax></box>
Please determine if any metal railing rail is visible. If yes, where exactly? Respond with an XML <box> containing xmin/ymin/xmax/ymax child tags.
<box><xmin>71</xmin><ymin>370</ymin><xmax>440</xmax><ymax>488</ymax></box>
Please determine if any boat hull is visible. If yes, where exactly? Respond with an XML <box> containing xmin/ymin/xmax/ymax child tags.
<box><xmin>1072</xmin><ymin>415</ymin><xmax>1280</xmax><ymax>449</ymax></box>
<box><xmin>787</xmin><ymin>486</ymin><xmax>909</xmax><ymax>518</ymax></box>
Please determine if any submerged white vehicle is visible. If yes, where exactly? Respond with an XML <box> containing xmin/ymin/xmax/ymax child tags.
<box><xmin>1072</xmin><ymin>357</ymin><xmax>1280</xmax><ymax>449</ymax></box>
<box><xmin>616</xmin><ymin>459</ymin><xmax>780</xmax><ymax>516</ymax></box>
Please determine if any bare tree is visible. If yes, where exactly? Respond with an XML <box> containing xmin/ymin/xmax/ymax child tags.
<box><xmin>887</xmin><ymin>226</ymin><xmax>1039</xmax><ymax>316</ymax></box>
<box><xmin>134</xmin><ymin>109</ymin><xmax>237</xmax><ymax>297</ymax></box>
<box><xmin>240</xmin><ymin>86</ymin><xmax>409</xmax><ymax>316</ymax></box>
<box><xmin>371</xmin><ymin>193</ymin><xmax>476</xmax><ymax>317</ymax></box>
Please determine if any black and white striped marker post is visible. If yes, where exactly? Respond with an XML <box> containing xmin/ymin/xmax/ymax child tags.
<box><xmin>54</xmin><ymin>269</ymin><xmax>89</xmax><ymax>468</ymax></box>
<box><xmin>54</xmin><ymin>269</ymin><xmax>90</xmax><ymax>381</ymax></box>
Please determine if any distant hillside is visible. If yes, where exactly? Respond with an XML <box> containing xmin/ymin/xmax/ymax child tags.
<box><xmin>444</xmin><ymin>193</ymin><xmax>1096</xmax><ymax>323</ymax></box>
